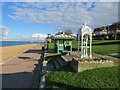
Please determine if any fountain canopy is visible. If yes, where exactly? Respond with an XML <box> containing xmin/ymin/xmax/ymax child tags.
<box><xmin>78</xmin><ymin>23</ymin><xmax>93</xmax><ymax>58</ymax></box>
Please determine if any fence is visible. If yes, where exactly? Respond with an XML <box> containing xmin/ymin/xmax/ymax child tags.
<box><xmin>32</xmin><ymin>45</ymin><xmax>47</xmax><ymax>88</ymax></box>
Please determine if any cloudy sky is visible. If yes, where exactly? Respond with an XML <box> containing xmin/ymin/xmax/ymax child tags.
<box><xmin>0</xmin><ymin>1</ymin><xmax>119</xmax><ymax>41</ymax></box>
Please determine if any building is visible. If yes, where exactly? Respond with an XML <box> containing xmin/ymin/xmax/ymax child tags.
<box><xmin>53</xmin><ymin>31</ymin><xmax>76</xmax><ymax>53</ymax></box>
<box><xmin>93</xmin><ymin>30</ymin><xmax>107</xmax><ymax>36</ymax></box>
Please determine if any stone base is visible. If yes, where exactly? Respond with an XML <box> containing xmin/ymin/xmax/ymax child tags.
<box><xmin>71</xmin><ymin>58</ymin><xmax>114</xmax><ymax>72</ymax></box>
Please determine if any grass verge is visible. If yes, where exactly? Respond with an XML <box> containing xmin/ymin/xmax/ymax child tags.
<box><xmin>72</xmin><ymin>40</ymin><xmax>119</xmax><ymax>58</ymax></box>
<box><xmin>46</xmin><ymin>66</ymin><xmax>119</xmax><ymax>88</ymax></box>
<box><xmin>46</xmin><ymin>48</ymin><xmax>119</xmax><ymax>88</ymax></box>
<box><xmin>48</xmin><ymin>40</ymin><xmax>120</xmax><ymax>58</ymax></box>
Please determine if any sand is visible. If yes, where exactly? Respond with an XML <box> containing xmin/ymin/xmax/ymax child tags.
<box><xmin>0</xmin><ymin>44</ymin><xmax>38</xmax><ymax>63</ymax></box>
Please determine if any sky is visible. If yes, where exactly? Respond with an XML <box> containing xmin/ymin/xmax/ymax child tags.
<box><xmin>0</xmin><ymin>1</ymin><xmax>119</xmax><ymax>41</ymax></box>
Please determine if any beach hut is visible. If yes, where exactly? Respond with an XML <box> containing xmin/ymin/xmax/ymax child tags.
<box><xmin>53</xmin><ymin>31</ymin><xmax>76</xmax><ymax>53</ymax></box>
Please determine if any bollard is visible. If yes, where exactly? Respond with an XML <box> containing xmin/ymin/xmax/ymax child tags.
<box><xmin>42</xmin><ymin>46</ymin><xmax>45</xmax><ymax>51</ymax></box>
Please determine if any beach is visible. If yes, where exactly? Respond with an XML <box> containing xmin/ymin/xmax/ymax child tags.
<box><xmin>0</xmin><ymin>44</ymin><xmax>38</xmax><ymax>63</ymax></box>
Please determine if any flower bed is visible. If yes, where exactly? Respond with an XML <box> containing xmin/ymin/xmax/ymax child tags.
<box><xmin>71</xmin><ymin>57</ymin><xmax>114</xmax><ymax>72</ymax></box>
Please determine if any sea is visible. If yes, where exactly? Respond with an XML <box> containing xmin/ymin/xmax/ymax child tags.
<box><xmin>0</xmin><ymin>41</ymin><xmax>40</xmax><ymax>47</ymax></box>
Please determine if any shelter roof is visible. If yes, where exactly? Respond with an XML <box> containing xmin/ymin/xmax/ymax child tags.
<box><xmin>53</xmin><ymin>32</ymin><xmax>76</xmax><ymax>39</ymax></box>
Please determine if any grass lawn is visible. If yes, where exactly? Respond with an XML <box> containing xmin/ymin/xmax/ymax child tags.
<box><xmin>46</xmin><ymin>42</ymin><xmax>119</xmax><ymax>88</ymax></box>
<box><xmin>46</xmin><ymin>54</ymin><xmax>61</xmax><ymax>63</ymax></box>
<box><xmin>48</xmin><ymin>42</ymin><xmax>54</xmax><ymax>49</ymax></box>
<box><xmin>48</xmin><ymin>40</ymin><xmax>120</xmax><ymax>58</ymax></box>
<box><xmin>46</xmin><ymin>65</ymin><xmax>119</xmax><ymax>88</ymax></box>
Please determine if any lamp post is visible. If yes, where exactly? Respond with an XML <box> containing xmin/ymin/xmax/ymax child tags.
<box><xmin>115</xmin><ymin>29</ymin><xmax>118</xmax><ymax>40</ymax></box>
<box><xmin>107</xmin><ymin>25</ymin><xmax>109</xmax><ymax>34</ymax></box>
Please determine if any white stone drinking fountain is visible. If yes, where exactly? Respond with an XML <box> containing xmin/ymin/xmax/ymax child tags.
<box><xmin>77</xmin><ymin>23</ymin><xmax>92</xmax><ymax>59</ymax></box>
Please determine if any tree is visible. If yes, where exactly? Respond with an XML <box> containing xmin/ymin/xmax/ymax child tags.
<box><xmin>109</xmin><ymin>22</ymin><xmax>120</xmax><ymax>31</ymax></box>
<box><xmin>100</xmin><ymin>26</ymin><xmax>106</xmax><ymax>30</ymax></box>
<box><xmin>64</xmin><ymin>29</ymin><xmax>73</xmax><ymax>35</ymax></box>
<box><xmin>94</xmin><ymin>28</ymin><xmax>101</xmax><ymax>32</ymax></box>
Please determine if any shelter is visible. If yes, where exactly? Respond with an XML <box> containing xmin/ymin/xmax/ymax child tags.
<box><xmin>53</xmin><ymin>31</ymin><xmax>76</xmax><ymax>53</ymax></box>
<box><xmin>78</xmin><ymin>23</ymin><xmax>93</xmax><ymax>58</ymax></box>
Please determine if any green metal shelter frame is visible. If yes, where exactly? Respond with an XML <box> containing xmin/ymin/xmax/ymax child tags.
<box><xmin>53</xmin><ymin>37</ymin><xmax>76</xmax><ymax>53</ymax></box>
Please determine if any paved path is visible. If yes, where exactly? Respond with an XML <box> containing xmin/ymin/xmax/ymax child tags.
<box><xmin>1</xmin><ymin>44</ymin><xmax>43</xmax><ymax>88</ymax></box>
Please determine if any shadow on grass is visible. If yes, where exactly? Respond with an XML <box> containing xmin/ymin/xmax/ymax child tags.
<box><xmin>46</xmin><ymin>54</ymin><xmax>61</xmax><ymax>63</ymax></box>
<box><xmin>46</xmin><ymin>54</ymin><xmax>74</xmax><ymax>72</ymax></box>
<box><xmin>72</xmin><ymin>48</ymin><xmax>78</xmax><ymax>51</ymax></box>
<box><xmin>46</xmin><ymin>49</ymin><xmax>56</xmax><ymax>53</ymax></box>
<box><xmin>59</xmin><ymin>64</ymin><xmax>74</xmax><ymax>72</ymax></box>
<box><xmin>92</xmin><ymin>41</ymin><xmax>120</xmax><ymax>46</ymax></box>
<box><xmin>45</xmin><ymin>81</ymin><xmax>83</xmax><ymax>89</ymax></box>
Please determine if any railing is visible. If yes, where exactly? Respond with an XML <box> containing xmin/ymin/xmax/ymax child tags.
<box><xmin>32</xmin><ymin>44</ymin><xmax>47</xmax><ymax>88</ymax></box>
<box><xmin>39</xmin><ymin>50</ymin><xmax>47</xmax><ymax>88</ymax></box>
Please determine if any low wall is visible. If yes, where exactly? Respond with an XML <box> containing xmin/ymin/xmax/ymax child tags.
<box><xmin>71</xmin><ymin>57</ymin><xmax>114</xmax><ymax>72</ymax></box>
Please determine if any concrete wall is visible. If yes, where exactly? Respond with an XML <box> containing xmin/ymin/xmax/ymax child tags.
<box><xmin>71</xmin><ymin>58</ymin><xmax>114</xmax><ymax>72</ymax></box>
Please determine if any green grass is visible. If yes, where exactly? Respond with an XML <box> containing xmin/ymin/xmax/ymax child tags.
<box><xmin>93</xmin><ymin>44</ymin><xmax>119</xmax><ymax>56</ymax></box>
<box><xmin>48</xmin><ymin>40</ymin><xmax>120</xmax><ymax>58</ymax></box>
<box><xmin>48</xmin><ymin>42</ymin><xmax>54</xmax><ymax>49</ymax></box>
<box><xmin>46</xmin><ymin>66</ymin><xmax>119</xmax><ymax>88</ymax></box>
<box><xmin>46</xmin><ymin>45</ymin><xmax>119</xmax><ymax>88</ymax></box>
<box><xmin>46</xmin><ymin>54</ymin><xmax>61</xmax><ymax>63</ymax></box>
<box><xmin>73</xmin><ymin>40</ymin><xmax>120</xmax><ymax>58</ymax></box>
<box><xmin>92</xmin><ymin>40</ymin><xmax>119</xmax><ymax>44</ymax></box>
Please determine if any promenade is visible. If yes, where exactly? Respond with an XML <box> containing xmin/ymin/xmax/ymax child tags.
<box><xmin>1</xmin><ymin>44</ymin><xmax>43</xmax><ymax>88</ymax></box>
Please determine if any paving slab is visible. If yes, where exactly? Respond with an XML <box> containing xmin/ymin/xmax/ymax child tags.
<box><xmin>1</xmin><ymin>44</ymin><xmax>43</xmax><ymax>88</ymax></box>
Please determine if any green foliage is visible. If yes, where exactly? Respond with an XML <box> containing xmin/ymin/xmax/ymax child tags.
<box><xmin>100</xmin><ymin>26</ymin><xmax>106</xmax><ymax>30</ymax></box>
<box><xmin>94</xmin><ymin>28</ymin><xmax>101</xmax><ymax>32</ymax></box>
<box><xmin>46</xmin><ymin>66</ymin><xmax>119</xmax><ymax>88</ymax></box>
<box><xmin>94</xmin><ymin>22</ymin><xmax>120</xmax><ymax>32</ymax></box>
<box><xmin>109</xmin><ymin>22</ymin><xmax>120</xmax><ymax>31</ymax></box>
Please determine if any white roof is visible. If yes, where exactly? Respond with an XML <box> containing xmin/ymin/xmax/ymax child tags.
<box><xmin>54</xmin><ymin>34</ymin><xmax>73</xmax><ymax>38</ymax></box>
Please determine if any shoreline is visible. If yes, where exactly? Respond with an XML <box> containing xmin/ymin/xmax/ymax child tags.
<box><xmin>0</xmin><ymin>44</ymin><xmax>39</xmax><ymax>63</ymax></box>
<box><xmin>0</xmin><ymin>42</ymin><xmax>41</xmax><ymax>47</ymax></box>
